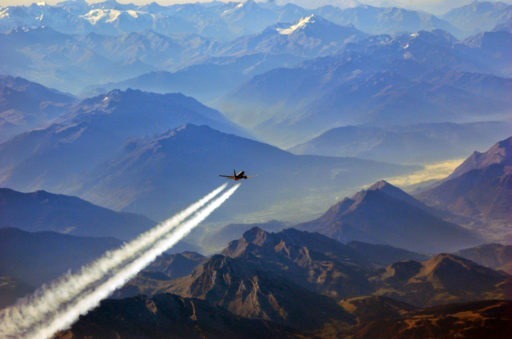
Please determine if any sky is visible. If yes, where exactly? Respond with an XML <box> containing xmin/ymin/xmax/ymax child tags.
<box><xmin>2</xmin><ymin>0</ymin><xmax>512</xmax><ymax>15</ymax></box>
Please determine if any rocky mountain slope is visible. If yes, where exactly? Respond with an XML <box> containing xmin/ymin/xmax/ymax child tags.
<box><xmin>418</xmin><ymin>136</ymin><xmax>512</xmax><ymax>242</ymax></box>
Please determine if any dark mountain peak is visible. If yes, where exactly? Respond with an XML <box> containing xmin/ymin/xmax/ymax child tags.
<box><xmin>241</xmin><ymin>226</ymin><xmax>269</xmax><ymax>245</ymax></box>
<box><xmin>352</xmin><ymin>180</ymin><xmax>422</xmax><ymax>209</ymax></box>
<box><xmin>424</xmin><ymin>253</ymin><xmax>479</xmax><ymax>270</ymax></box>
<box><xmin>309</xmin><ymin>180</ymin><xmax>420</xmax><ymax>223</ymax></box>
<box><xmin>222</xmin><ymin>227</ymin><xmax>274</xmax><ymax>258</ymax></box>
<box><xmin>367</xmin><ymin>179</ymin><xmax>391</xmax><ymax>190</ymax></box>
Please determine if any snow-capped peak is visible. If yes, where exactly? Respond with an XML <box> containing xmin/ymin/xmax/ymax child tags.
<box><xmin>222</xmin><ymin>1</ymin><xmax>248</xmax><ymax>16</ymax></box>
<box><xmin>277</xmin><ymin>14</ymin><xmax>316</xmax><ymax>35</ymax></box>
<box><xmin>0</xmin><ymin>8</ymin><xmax>9</xmax><ymax>19</ymax></box>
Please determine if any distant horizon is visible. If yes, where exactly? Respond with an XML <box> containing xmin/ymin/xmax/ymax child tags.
<box><xmin>3</xmin><ymin>0</ymin><xmax>512</xmax><ymax>16</ymax></box>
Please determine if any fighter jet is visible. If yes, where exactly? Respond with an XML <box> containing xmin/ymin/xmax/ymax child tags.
<box><xmin>219</xmin><ymin>170</ymin><xmax>249</xmax><ymax>181</ymax></box>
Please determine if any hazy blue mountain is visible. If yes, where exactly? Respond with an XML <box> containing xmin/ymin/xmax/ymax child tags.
<box><xmin>0</xmin><ymin>0</ymin><xmax>302</xmax><ymax>40</ymax></box>
<box><xmin>220</xmin><ymin>31</ymin><xmax>512</xmax><ymax>146</ymax></box>
<box><xmin>93</xmin><ymin>53</ymin><xmax>305</xmax><ymax>103</ymax></box>
<box><xmin>1</xmin><ymin>2</ymin><xmax>508</xmax><ymax>97</ymax></box>
<box><xmin>0</xmin><ymin>27</ymin><xmax>211</xmax><ymax>93</ymax></box>
<box><xmin>0</xmin><ymin>188</ymin><xmax>154</xmax><ymax>240</ymax></box>
<box><xmin>0</xmin><ymin>2</ymin><xmax>90</xmax><ymax>34</ymax></box>
<box><xmin>2</xmin><ymin>1</ymin><xmax>505</xmax><ymax>48</ymax></box>
<box><xmin>455</xmin><ymin>243</ymin><xmax>512</xmax><ymax>274</ymax></box>
<box><xmin>76</xmin><ymin>124</ymin><xmax>414</xmax><ymax>221</ymax></box>
<box><xmin>494</xmin><ymin>16</ymin><xmax>512</xmax><ymax>32</ymax></box>
<box><xmin>218</xmin><ymin>15</ymin><xmax>366</xmax><ymax>58</ymax></box>
<box><xmin>0</xmin><ymin>75</ymin><xmax>75</xmax><ymax>143</ymax></box>
<box><xmin>463</xmin><ymin>30</ymin><xmax>512</xmax><ymax>77</ymax></box>
<box><xmin>0</xmin><ymin>89</ymin><xmax>244</xmax><ymax>194</ymax></box>
<box><xmin>443</xmin><ymin>1</ymin><xmax>512</xmax><ymax>37</ymax></box>
<box><xmin>0</xmin><ymin>227</ymin><xmax>120</xmax><ymax>287</ymax></box>
<box><xmin>289</xmin><ymin>122</ymin><xmax>512</xmax><ymax>164</ymax></box>
<box><xmin>418</xmin><ymin>136</ymin><xmax>512</xmax><ymax>242</ymax></box>
<box><xmin>314</xmin><ymin>5</ymin><xmax>459</xmax><ymax>37</ymax></box>
<box><xmin>0</xmin><ymin>27</ymin><xmax>155</xmax><ymax>93</ymax></box>
<box><xmin>296</xmin><ymin>180</ymin><xmax>482</xmax><ymax>253</ymax></box>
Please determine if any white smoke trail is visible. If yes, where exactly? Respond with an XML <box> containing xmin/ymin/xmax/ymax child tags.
<box><xmin>0</xmin><ymin>183</ymin><xmax>229</xmax><ymax>338</ymax></box>
<box><xmin>28</xmin><ymin>183</ymin><xmax>240</xmax><ymax>339</ymax></box>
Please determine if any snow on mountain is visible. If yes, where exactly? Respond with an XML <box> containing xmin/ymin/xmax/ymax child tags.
<box><xmin>0</xmin><ymin>1</ymin><xmax>476</xmax><ymax>39</ymax></box>
<box><xmin>277</xmin><ymin>14</ymin><xmax>316</xmax><ymax>35</ymax></box>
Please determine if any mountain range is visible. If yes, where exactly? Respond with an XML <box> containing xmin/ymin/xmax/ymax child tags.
<box><xmin>443</xmin><ymin>1</ymin><xmax>512</xmax><ymax>36</ymax></box>
<box><xmin>0</xmin><ymin>78</ymin><xmax>417</xmax><ymax>223</ymax></box>
<box><xmin>119</xmin><ymin>226</ymin><xmax>510</xmax><ymax>335</ymax></box>
<box><xmin>94</xmin><ymin>53</ymin><xmax>306</xmax><ymax>104</ymax></box>
<box><xmin>289</xmin><ymin>121</ymin><xmax>512</xmax><ymax>164</ymax></box>
<box><xmin>0</xmin><ymin>1</ymin><xmax>510</xmax><ymax>98</ymax></box>
<box><xmin>169</xmin><ymin>227</ymin><xmax>509</xmax><ymax>306</ymax></box>
<box><xmin>219</xmin><ymin>30</ymin><xmax>512</xmax><ymax>146</ymax></box>
<box><xmin>0</xmin><ymin>88</ymin><xmax>244</xmax><ymax>196</ymax></box>
<box><xmin>0</xmin><ymin>0</ymin><xmax>473</xmax><ymax>39</ymax></box>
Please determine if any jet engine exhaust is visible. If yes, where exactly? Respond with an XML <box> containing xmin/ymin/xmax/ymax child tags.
<box><xmin>0</xmin><ymin>183</ymin><xmax>239</xmax><ymax>339</ymax></box>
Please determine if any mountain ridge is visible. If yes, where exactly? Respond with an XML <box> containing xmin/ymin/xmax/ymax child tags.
<box><xmin>296</xmin><ymin>180</ymin><xmax>482</xmax><ymax>253</ymax></box>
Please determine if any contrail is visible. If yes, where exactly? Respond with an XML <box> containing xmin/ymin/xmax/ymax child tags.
<box><xmin>27</xmin><ymin>183</ymin><xmax>240</xmax><ymax>339</ymax></box>
<box><xmin>0</xmin><ymin>183</ymin><xmax>232</xmax><ymax>338</ymax></box>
